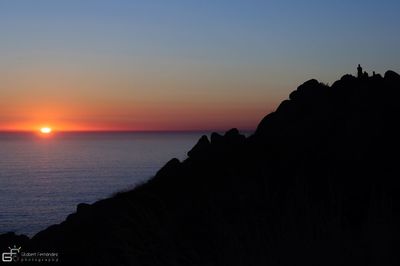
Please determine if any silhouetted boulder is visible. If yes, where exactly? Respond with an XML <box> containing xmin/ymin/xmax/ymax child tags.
<box><xmin>384</xmin><ymin>70</ymin><xmax>400</xmax><ymax>82</ymax></box>
<box><xmin>275</xmin><ymin>99</ymin><xmax>292</xmax><ymax>112</ymax></box>
<box><xmin>340</xmin><ymin>74</ymin><xmax>356</xmax><ymax>81</ymax></box>
<box><xmin>224</xmin><ymin>128</ymin><xmax>245</xmax><ymax>143</ymax></box>
<box><xmin>187</xmin><ymin>135</ymin><xmax>210</xmax><ymax>158</ymax></box>
<box><xmin>155</xmin><ymin>158</ymin><xmax>180</xmax><ymax>177</ymax></box>
<box><xmin>289</xmin><ymin>79</ymin><xmax>327</xmax><ymax>101</ymax></box>
<box><xmin>224</xmin><ymin>127</ymin><xmax>239</xmax><ymax>137</ymax></box>
<box><xmin>253</xmin><ymin>112</ymin><xmax>277</xmax><ymax>136</ymax></box>
<box><xmin>210</xmin><ymin>132</ymin><xmax>223</xmax><ymax>144</ymax></box>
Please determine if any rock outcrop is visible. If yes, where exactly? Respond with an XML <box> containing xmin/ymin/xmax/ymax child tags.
<box><xmin>1</xmin><ymin>70</ymin><xmax>400</xmax><ymax>265</ymax></box>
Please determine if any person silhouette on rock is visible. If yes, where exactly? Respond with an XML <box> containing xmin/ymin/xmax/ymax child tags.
<box><xmin>357</xmin><ymin>64</ymin><xmax>363</xmax><ymax>78</ymax></box>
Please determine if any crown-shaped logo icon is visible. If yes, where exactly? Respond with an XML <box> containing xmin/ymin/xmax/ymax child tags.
<box><xmin>8</xmin><ymin>245</ymin><xmax>21</xmax><ymax>253</ymax></box>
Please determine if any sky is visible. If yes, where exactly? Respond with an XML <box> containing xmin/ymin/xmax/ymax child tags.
<box><xmin>1</xmin><ymin>0</ymin><xmax>400</xmax><ymax>132</ymax></box>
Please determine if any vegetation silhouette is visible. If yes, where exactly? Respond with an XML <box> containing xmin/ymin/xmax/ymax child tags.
<box><xmin>1</xmin><ymin>67</ymin><xmax>400</xmax><ymax>265</ymax></box>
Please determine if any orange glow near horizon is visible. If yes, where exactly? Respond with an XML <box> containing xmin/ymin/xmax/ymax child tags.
<box><xmin>0</xmin><ymin>115</ymin><xmax>262</xmax><ymax>132</ymax></box>
<box><xmin>0</xmin><ymin>66</ymin><xmax>277</xmax><ymax>133</ymax></box>
<box><xmin>0</xmin><ymin>115</ymin><xmax>263</xmax><ymax>132</ymax></box>
<box><xmin>0</xmin><ymin>104</ymin><xmax>268</xmax><ymax>132</ymax></box>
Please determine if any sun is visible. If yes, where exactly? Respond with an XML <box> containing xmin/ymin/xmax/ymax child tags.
<box><xmin>40</xmin><ymin>127</ymin><xmax>52</xmax><ymax>134</ymax></box>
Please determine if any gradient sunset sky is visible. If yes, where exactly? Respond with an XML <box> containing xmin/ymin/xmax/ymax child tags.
<box><xmin>1</xmin><ymin>0</ymin><xmax>400</xmax><ymax>132</ymax></box>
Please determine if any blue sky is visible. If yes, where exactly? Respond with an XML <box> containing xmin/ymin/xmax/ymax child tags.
<box><xmin>1</xmin><ymin>0</ymin><xmax>400</xmax><ymax>131</ymax></box>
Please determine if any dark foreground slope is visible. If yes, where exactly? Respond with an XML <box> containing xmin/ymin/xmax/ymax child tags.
<box><xmin>2</xmin><ymin>71</ymin><xmax>400</xmax><ymax>265</ymax></box>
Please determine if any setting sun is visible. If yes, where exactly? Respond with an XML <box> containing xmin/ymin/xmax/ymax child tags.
<box><xmin>40</xmin><ymin>127</ymin><xmax>52</xmax><ymax>134</ymax></box>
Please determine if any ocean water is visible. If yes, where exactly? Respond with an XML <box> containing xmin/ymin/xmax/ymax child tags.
<box><xmin>0</xmin><ymin>132</ymin><xmax>208</xmax><ymax>236</ymax></box>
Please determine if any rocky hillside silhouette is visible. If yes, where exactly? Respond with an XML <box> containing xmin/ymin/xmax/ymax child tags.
<box><xmin>1</xmin><ymin>69</ymin><xmax>400</xmax><ymax>265</ymax></box>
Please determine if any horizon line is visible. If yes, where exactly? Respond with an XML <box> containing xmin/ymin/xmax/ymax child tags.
<box><xmin>0</xmin><ymin>129</ymin><xmax>255</xmax><ymax>134</ymax></box>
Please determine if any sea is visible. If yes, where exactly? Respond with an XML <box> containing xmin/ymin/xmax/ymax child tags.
<box><xmin>0</xmin><ymin>131</ymin><xmax>213</xmax><ymax>236</ymax></box>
